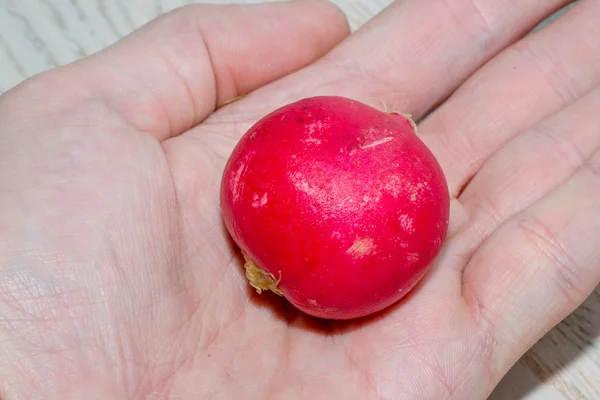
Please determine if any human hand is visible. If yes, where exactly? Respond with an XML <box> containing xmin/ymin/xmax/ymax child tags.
<box><xmin>1</xmin><ymin>0</ymin><xmax>599</xmax><ymax>399</ymax></box>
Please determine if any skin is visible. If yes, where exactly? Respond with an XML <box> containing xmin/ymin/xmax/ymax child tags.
<box><xmin>1</xmin><ymin>0</ymin><xmax>599</xmax><ymax>398</ymax></box>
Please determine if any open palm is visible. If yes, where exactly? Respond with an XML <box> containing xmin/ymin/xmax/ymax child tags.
<box><xmin>2</xmin><ymin>1</ymin><xmax>600</xmax><ymax>399</ymax></box>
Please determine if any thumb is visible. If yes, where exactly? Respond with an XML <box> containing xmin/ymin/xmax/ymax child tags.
<box><xmin>12</xmin><ymin>1</ymin><xmax>350</xmax><ymax>141</ymax></box>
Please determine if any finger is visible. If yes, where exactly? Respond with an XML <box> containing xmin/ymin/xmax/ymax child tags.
<box><xmin>456</xmin><ymin>84</ymin><xmax>600</xmax><ymax>259</ymax></box>
<box><xmin>5</xmin><ymin>1</ymin><xmax>349</xmax><ymax>141</ymax></box>
<box><xmin>419</xmin><ymin>0</ymin><xmax>600</xmax><ymax>196</ymax></box>
<box><xmin>462</xmin><ymin>147</ymin><xmax>600</xmax><ymax>382</ymax></box>
<box><xmin>242</xmin><ymin>0</ymin><xmax>573</xmax><ymax>118</ymax></box>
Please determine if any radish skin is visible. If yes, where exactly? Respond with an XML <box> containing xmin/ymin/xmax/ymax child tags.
<box><xmin>220</xmin><ymin>96</ymin><xmax>450</xmax><ymax>320</ymax></box>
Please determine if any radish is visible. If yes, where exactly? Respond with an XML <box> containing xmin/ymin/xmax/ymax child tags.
<box><xmin>220</xmin><ymin>96</ymin><xmax>449</xmax><ymax>320</ymax></box>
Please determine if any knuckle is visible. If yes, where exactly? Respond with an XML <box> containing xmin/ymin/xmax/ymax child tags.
<box><xmin>517</xmin><ymin>214</ymin><xmax>584</xmax><ymax>308</ymax></box>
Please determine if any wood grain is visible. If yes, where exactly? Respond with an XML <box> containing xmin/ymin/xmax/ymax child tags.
<box><xmin>0</xmin><ymin>1</ymin><xmax>598</xmax><ymax>399</ymax></box>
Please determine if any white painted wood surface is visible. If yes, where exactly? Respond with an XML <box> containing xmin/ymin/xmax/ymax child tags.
<box><xmin>0</xmin><ymin>1</ymin><xmax>598</xmax><ymax>399</ymax></box>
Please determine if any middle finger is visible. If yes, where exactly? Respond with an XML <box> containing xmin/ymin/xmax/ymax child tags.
<box><xmin>419</xmin><ymin>0</ymin><xmax>600</xmax><ymax>197</ymax></box>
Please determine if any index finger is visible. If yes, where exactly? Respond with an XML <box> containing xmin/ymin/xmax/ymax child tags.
<box><xmin>236</xmin><ymin>0</ymin><xmax>574</xmax><ymax>122</ymax></box>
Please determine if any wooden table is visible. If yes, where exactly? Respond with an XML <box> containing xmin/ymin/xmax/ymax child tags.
<box><xmin>1</xmin><ymin>1</ymin><xmax>598</xmax><ymax>398</ymax></box>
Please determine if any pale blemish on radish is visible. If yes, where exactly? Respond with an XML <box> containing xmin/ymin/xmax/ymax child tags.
<box><xmin>307</xmin><ymin>121</ymin><xmax>324</xmax><ymax>135</ymax></box>
<box><xmin>346</xmin><ymin>238</ymin><xmax>376</xmax><ymax>258</ymax></box>
<box><xmin>359</xmin><ymin>136</ymin><xmax>394</xmax><ymax>149</ymax></box>
<box><xmin>304</xmin><ymin>137</ymin><xmax>322</xmax><ymax>145</ymax></box>
<box><xmin>406</xmin><ymin>252</ymin><xmax>420</xmax><ymax>263</ymax></box>
<box><xmin>251</xmin><ymin>193</ymin><xmax>268</xmax><ymax>208</ymax></box>
<box><xmin>384</xmin><ymin>175</ymin><xmax>402</xmax><ymax>197</ymax></box>
<box><xmin>288</xmin><ymin>171</ymin><xmax>327</xmax><ymax>202</ymax></box>
<box><xmin>231</xmin><ymin>163</ymin><xmax>247</xmax><ymax>202</ymax></box>
<box><xmin>399</xmin><ymin>214</ymin><xmax>416</xmax><ymax>234</ymax></box>
<box><xmin>359</xmin><ymin>193</ymin><xmax>382</xmax><ymax>207</ymax></box>
<box><xmin>302</xmin><ymin>121</ymin><xmax>325</xmax><ymax>145</ymax></box>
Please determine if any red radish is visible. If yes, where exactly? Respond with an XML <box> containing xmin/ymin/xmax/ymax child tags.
<box><xmin>220</xmin><ymin>96</ymin><xmax>449</xmax><ymax>320</ymax></box>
